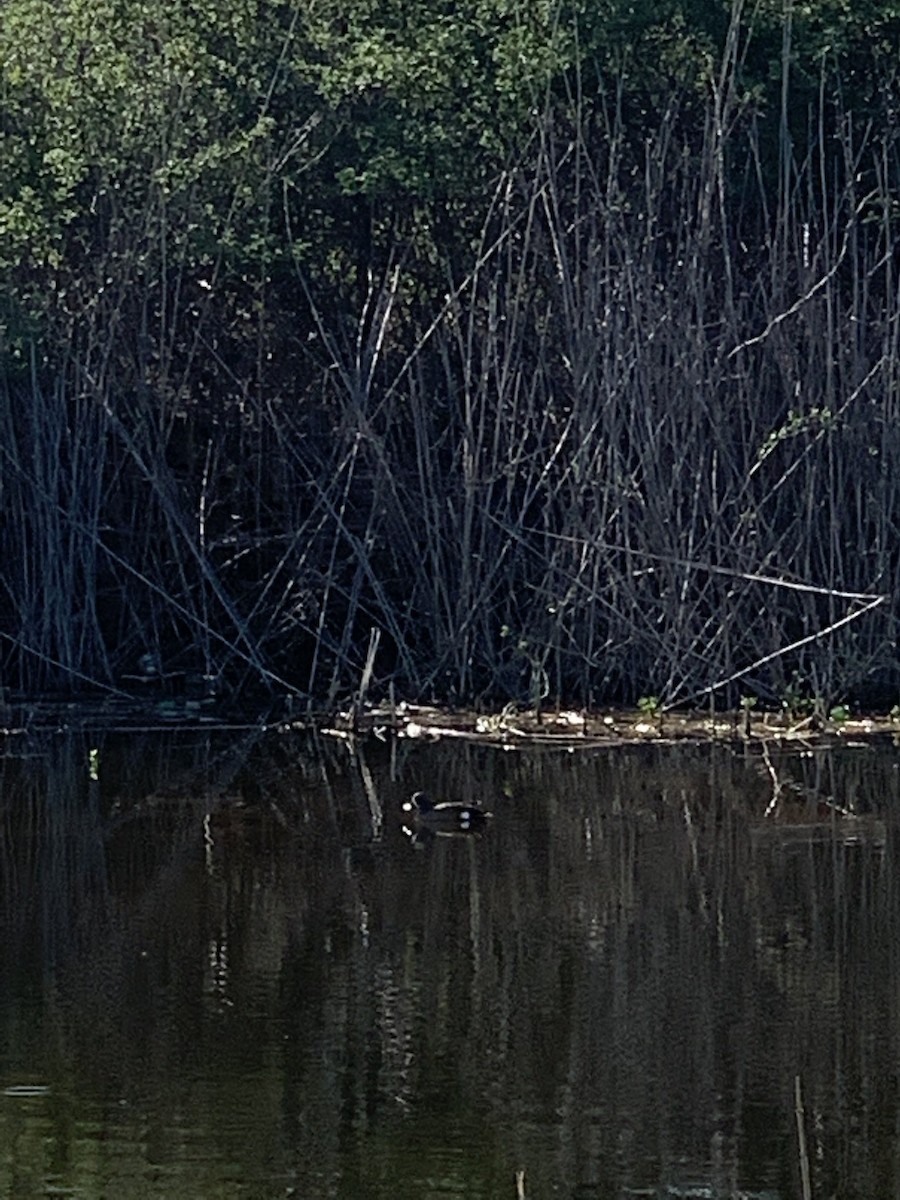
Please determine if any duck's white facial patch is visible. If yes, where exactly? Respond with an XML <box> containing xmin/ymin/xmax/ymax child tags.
<box><xmin>402</xmin><ymin>801</ymin><xmax>413</xmax><ymax>813</ymax></box>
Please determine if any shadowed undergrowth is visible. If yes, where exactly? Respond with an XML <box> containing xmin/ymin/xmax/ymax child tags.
<box><xmin>1</xmin><ymin>25</ymin><xmax>898</xmax><ymax>712</ymax></box>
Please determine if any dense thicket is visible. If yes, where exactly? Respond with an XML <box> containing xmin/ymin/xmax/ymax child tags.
<box><xmin>1</xmin><ymin>0</ymin><xmax>899</xmax><ymax>711</ymax></box>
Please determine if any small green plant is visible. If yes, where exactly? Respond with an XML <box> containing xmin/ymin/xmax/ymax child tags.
<box><xmin>828</xmin><ymin>704</ymin><xmax>850</xmax><ymax>725</ymax></box>
<box><xmin>637</xmin><ymin>695</ymin><xmax>661</xmax><ymax>719</ymax></box>
<box><xmin>739</xmin><ymin>694</ymin><xmax>757</xmax><ymax>735</ymax></box>
<box><xmin>756</xmin><ymin>406</ymin><xmax>837</xmax><ymax>466</ymax></box>
<box><xmin>499</xmin><ymin>626</ymin><xmax>549</xmax><ymax>716</ymax></box>
<box><xmin>781</xmin><ymin>675</ymin><xmax>814</xmax><ymax>720</ymax></box>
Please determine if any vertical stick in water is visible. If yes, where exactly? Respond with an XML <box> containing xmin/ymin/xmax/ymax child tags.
<box><xmin>794</xmin><ymin>1073</ymin><xmax>812</xmax><ymax>1200</ymax></box>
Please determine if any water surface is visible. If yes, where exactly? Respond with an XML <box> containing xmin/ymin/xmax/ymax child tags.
<box><xmin>1</xmin><ymin>729</ymin><xmax>897</xmax><ymax>1198</ymax></box>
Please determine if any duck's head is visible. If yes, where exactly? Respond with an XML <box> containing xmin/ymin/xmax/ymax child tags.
<box><xmin>402</xmin><ymin>790</ymin><xmax>434</xmax><ymax>816</ymax></box>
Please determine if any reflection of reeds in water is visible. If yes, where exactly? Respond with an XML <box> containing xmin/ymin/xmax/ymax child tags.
<box><xmin>1</xmin><ymin>734</ymin><xmax>899</xmax><ymax>1196</ymax></box>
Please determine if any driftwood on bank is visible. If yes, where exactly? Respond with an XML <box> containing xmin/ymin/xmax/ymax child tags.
<box><xmin>318</xmin><ymin>701</ymin><xmax>898</xmax><ymax>751</ymax></box>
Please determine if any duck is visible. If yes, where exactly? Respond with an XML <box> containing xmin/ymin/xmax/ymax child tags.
<box><xmin>401</xmin><ymin>790</ymin><xmax>493</xmax><ymax>833</ymax></box>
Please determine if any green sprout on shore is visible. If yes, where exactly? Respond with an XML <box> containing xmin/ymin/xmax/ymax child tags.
<box><xmin>739</xmin><ymin>694</ymin><xmax>757</xmax><ymax>735</ymax></box>
<box><xmin>781</xmin><ymin>675</ymin><xmax>814</xmax><ymax>720</ymax></box>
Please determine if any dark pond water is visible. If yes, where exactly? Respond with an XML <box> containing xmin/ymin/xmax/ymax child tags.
<box><xmin>0</xmin><ymin>727</ymin><xmax>898</xmax><ymax>1198</ymax></box>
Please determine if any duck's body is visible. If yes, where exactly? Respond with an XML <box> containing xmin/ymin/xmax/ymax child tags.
<box><xmin>402</xmin><ymin>791</ymin><xmax>492</xmax><ymax>832</ymax></box>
